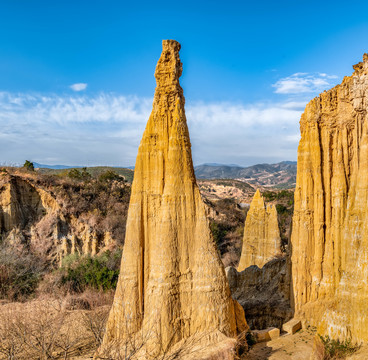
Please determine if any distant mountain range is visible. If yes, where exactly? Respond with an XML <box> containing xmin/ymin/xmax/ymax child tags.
<box><xmin>194</xmin><ymin>161</ymin><xmax>297</xmax><ymax>188</ymax></box>
<box><xmin>33</xmin><ymin>162</ymin><xmax>80</xmax><ymax>170</ymax></box>
<box><xmin>32</xmin><ymin>161</ymin><xmax>297</xmax><ymax>188</ymax></box>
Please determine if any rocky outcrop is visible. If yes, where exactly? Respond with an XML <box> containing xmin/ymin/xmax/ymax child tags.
<box><xmin>97</xmin><ymin>40</ymin><xmax>247</xmax><ymax>359</ymax></box>
<box><xmin>291</xmin><ymin>53</ymin><xmax>368</xmax><ymax>342</ymax></box>
<box><xmin>238</xmin><ymin>189</ymin><xmax>281</xmax><ymax>271</ymax></box>
<box><xmin>0</xmin><ymin>176</ymin><xmax>56</xmax><ymax>232</ymax></box>
<box><xmin>0</xmin><ymin>174</ymin><xmax>116</xmax><ymax>263</ymax></box>
<box><xmin>227</xmin><ymin>256</ymin><xmax>292</xmax><ymax>330</ymax></box>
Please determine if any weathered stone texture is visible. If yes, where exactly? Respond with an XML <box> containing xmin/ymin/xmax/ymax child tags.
<box><xmin>227</xmin><ymin>256</ymin><xmax>292</xmax><ymax>330</ymax></box>
<box><xmin>282</xmin><ymin>319</ymin><xmax>302</xmax><ymax>335</ymax></box>
<box><xmin>238</xmin><ymin>189</ymin><xmax>281</xmax><ymax>271</ymax></box>
<box><xmin>0</xmin><ymin>174</ymin><xmax>115</xmax><ymax>264</ymax></box>
<box><xmin>98</xmin><ymin>40</ymin><xmax>247</xmax><ymax>359</ymax></box>
<box><xmin>291</xmin><ymin>53</ymin><xmax>368</xmax><ymax>342</ymax></box>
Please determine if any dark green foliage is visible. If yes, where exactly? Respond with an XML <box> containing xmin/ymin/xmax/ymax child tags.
<box><xmin>319</xmin><ymin>335</ymin><xmax>360</xmax><ymax>358</ymax></box>
<box><xmin>67</xmin><ymin>167</ymin><xmax>91</xmax><ymax>181</ymax></box>
<box><xmin>98</xmin><ymin>170</ymin><xmax>123</xmax><ymax>183</ymax></box>
<box><xmin>210</xmin><ymin>221</ymin><xmax>231</xmax><ymax>246</ymax></box>
<box><xmin>276</xmin><ymin>204</ymin><xmax>290</xmax><ymax>215</ymax></box>
<box><xmin>0</xmin><ymin>245</ymin><xmax>45</xmax><ymax>301</ymax></box>
<box><xmin>59</xmin><ymin>250</ymin><xmax>122</xmax><ymax>292</ymax></box>
<box><xmin>23</xmin><ymin>160</ymin><xmax>34</xmax><ymax>171</ymax></box>
<box><xmin>263</xmin><ymin>190</ymin><xmax>294</xmax><ymax>203</ymax></box>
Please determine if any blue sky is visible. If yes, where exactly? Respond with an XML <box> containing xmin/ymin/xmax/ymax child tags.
<box><xmin>1</xmin><ymin>1</ymin><xmax>368</xmax><ymax>166</ymax></box>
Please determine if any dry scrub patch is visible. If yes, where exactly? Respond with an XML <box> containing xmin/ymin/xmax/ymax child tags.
<box><xmin>0</xmin><ymin>294</ymin><xmax>112</xmax><ymax>360</ymax></box>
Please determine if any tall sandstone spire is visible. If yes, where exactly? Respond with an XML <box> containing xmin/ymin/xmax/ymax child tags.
<box><xmin>97</xmin><ymin>40</ymin><xmax>247</xmax><ymax>359</ymax></box>
<box><xmin>291</xmin><ymin>53</ymin><xmax>368</xmax><ymax>342</ymax></box>
<box><xmin>237</xmin><ymin>189</ymin><xmax>281</xmax><ymax>271</ymax></box>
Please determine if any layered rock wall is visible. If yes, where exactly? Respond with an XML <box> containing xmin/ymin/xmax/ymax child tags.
<box><xmin>98</xmin><ymin>40</ymin><xmax>247</xmax><ymax>359</ymax></box>
<box><xmin>291</xmin><ymin>53</ymin><xmax>368</xmax><ymax>342</ymax></box>
<box><xmin>0</xmin><ymin>174</ymin><xmax>115</xmax><ymax>263</ymax></box>
<box><xmin>238</xmin><ymin>189</ymin><xmax>281</xmax><ymax>271</ymax></box>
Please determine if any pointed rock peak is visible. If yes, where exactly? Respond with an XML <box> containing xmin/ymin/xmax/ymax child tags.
<box><xmin>238</xmin><ymin>188</ymin><xmax>281</xmax><ymax>271</ymax></box>
<box><xmin>154</xmin><ymin>39</ymin><xmax>183</xmax><ymax>92</ymax></box>
<box><xmin>251</xmin><ymin>189</ymin><xmax>265</xmax><ymax>209</ymax></box>
<box><xmin>97</xmin><ymin>41</ymin><xmax>246</xmax><ymax>359</ymax></box>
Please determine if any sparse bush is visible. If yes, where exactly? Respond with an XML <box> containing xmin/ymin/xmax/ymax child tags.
<box><xmin>0</xmin><ymin>300</ymin><xmax>94</xmax><ymax>360</ymax></box>
<box><xmin>313</xmin><ymin>334</ymin><xmax>361</xmax><ymax>359</ymax></box>
<box><xmin>82</xmin><ymin>306</ymin><xmax>110</xmax><ymax>346</ymax></box>
<box><xmin>0</xmin><ymin>245</ymin><xmax>46</xmax><ymax>301</ymax></box>
<box><xmin>210</xmin><ymin>221</ymin><xmax>230</xmax><ymax>246</ymax></box>
<box><xmin>98</xmin><ymin>170</ymin><xmax>123</xmax><ymax>183</ymax></box>
<box><xmin>67</xmin><ymin>167</ymin><xmax>91</xmax><ymax>181</ymax></box>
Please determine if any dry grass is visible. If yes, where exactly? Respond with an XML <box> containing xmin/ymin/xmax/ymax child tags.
<box><xmin>0</xmin><ymin>291</ymin><xmax>113</xmax><ymax>360</ymax></box>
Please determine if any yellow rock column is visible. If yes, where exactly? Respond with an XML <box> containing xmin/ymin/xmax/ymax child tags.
<box><xmin>97</xmin><ymin>40</ymin><xmax>247</xmax><ymax>359</ymax></box>
<box><xmin>291</xmin><ymin>53</ymin><xmax>368</xmax><ymax>342</ymax></box>
<box><xmin>238</xmin><ymin>189</ymin><xmax>281</xmax><ymax>271</ymax></box>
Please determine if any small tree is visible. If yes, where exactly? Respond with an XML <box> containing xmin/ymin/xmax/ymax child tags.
<box><xmin>23</xmin><ymin>160</ymin><xmax>34</xmax><ymax>171</ymax></box>
<box><xmin>67</xmin><ymin>167</ymin><xmax>91</xmax><ymax>181</ymax></box>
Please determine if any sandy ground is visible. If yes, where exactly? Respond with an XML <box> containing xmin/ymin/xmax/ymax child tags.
<box><xmin>246</xmin><ymin>329</ymin><xmax>368</xmax><ymax>360</ymax></box>
<box><xmin>247</xmin><ymin>329</ymin><xmax>315</xmax><ymax>360</ymax></box>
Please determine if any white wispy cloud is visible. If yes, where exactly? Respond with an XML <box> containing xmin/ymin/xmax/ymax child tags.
<box><xmin>70</xmin><ymin>83</ymin><xmax>88</xmax><ymax>91</ymax></box>
<box><xmin>0</xmin><ymin>91</ymin><xmax>303</xmax><ymax>166</ymax></box>
<box><xmin>273</xmin><ymin>73</ymin><xmax>338</xmax><ymax>94</ymax></box>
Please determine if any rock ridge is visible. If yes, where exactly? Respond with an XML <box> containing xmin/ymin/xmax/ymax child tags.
<box><xmin>291</xmin><ymin>53</ymin><xmax>368</xmax><ymax>342</ymax></box>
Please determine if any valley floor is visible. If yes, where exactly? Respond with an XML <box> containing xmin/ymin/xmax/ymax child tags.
<box><xmin>247</xmin><ymin>330</ymin><xmax>314</xmax><ymax>360</ymax></box>
<box><xmin>247</xmin><ymin>331</ymin><xmax>368</xmax><ymax>360</ymax></box>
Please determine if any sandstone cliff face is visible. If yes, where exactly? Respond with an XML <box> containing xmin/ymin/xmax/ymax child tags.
<box><xmin>291</xmin><ymin>53</ymin><xmax>368</xmax><ymax>342</ymax></box>
<box><xmin>238</xmin><ymin>189</ymin><xmax>281</xmax><ymax>271</ymax></box>
<box><xmin>0</xmin><ymin>176</ymin><xmax>56</xmax><ymax>232</ymax></box>
<box><xmin>0</xmin><ymin>174</ymin><xmax>116</xmax><ymax>264</ymax></box>
<box><xmin>98</xmin><ymin>40</ymin><xmax>247</xmax><ymax>359</ymax></box>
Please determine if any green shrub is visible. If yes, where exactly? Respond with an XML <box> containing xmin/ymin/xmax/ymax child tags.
<box><xmin>318</xmin><ymin>335</ymin><xmax>360</xmax><ymax>359</ymax></box>
<box><xmin>60</xmin><ymin>250</ymin><xmax>121</xmax><ymax>292</ymax></box>
<box><xmin>263</xmin><ymin>191</ymin><xmax>276</xmax><ymax>201</ymax></box>
<box><xmin>98</xmin><ymin>170</ymin><xmax>123</xmax><ymax>183</ymax></box>
<box><xmin>276</xmin><ymin>204</ymin><xmax>289</xmax><ymax>215</ymax></box>
<box><xmin>210</xmin><ymin>221</ymin><xmax>231</xmax><ymax>246</ymax></box>
<box><xmin>67</xmin><ymin>167</ymin><xmax>91</xmax><ymax>181</ymax></box>
<box><xmin>23</xmin><ymin>160</ymin><xmax>34</xmax><ymax>171</ymax></box>
<box><xmin>263</xmin><ymin>190</ymin><xmax>294</xmax><ymax>202</ymax></box>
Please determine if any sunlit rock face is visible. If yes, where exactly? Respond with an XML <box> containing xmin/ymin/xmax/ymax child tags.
<box><xmin>237</xmin><ymin>189</ymin><xmax>281</xmax><ymax>271</ymax></box>
<box><xmin>0</xmin><ymin>174</ymin><xmax>115</xmax><ymax>265</ymax></box>
<box><xmin>97</xmin><ymin>40</ymin><xmax>247</xmax><ymax>359</ymax></box>
<box><xmin>291</xmin><ymin>53</ymin><xmax>368</xmax><ymax>342</ymax></box>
